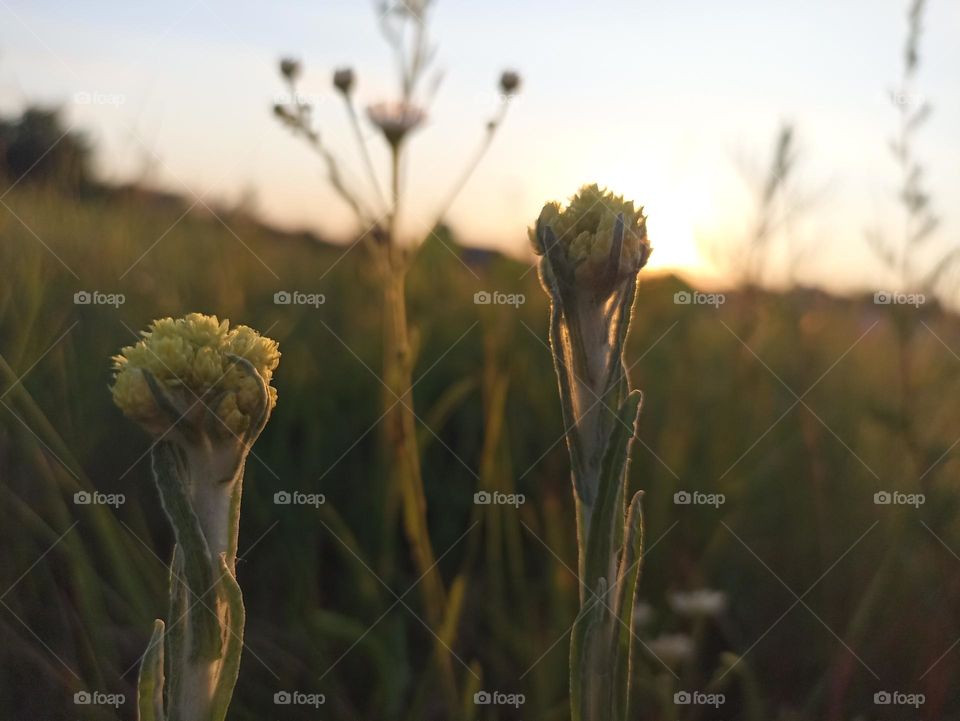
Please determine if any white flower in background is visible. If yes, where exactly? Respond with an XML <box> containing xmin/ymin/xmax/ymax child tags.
<box><xmin>646</xmin><ymin>633</ymin><xmax>695</xmax><ymax>666</ymax></box>
<box><xmin>668</xmin><ymin>589</ymin><xmax>728</xmax><ymax>618</ymax></box>
<box><xmin>633</xmin><ymin>601</ymin><xmax>654</xmax><ymax>628</ymax></box>
<box><xmin>366</xmin><ymin>101</ymin><xmax>426</xmax><ymax>147</ymax></box>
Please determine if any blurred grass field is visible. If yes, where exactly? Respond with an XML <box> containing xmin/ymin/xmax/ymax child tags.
<box><xmin>2</xmin><ymin>173</ymin><xmax>959</xmax><ymax>720</ymax></box>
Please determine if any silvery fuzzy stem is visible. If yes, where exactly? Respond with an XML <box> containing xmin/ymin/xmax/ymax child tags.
<box><xmin>538</xmin><ymin>216</ymin><xmax>647</xmax><ymax>721</ymax></box>
<box><xmin>182</xmin><ymin>441</ymin><xmax>247</xmax><ymax>571</ymax></box>
<box><xmin>147</xmin><ymin>441</ymin><xmax>246</xmax><ymax>721</ymax></box>
<box><xmin>135</xmin><ymin>358</ymin><xmax>270</xmax><ymax>721</ymax></box>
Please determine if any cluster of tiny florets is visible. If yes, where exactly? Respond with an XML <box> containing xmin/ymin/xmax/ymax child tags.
<box><xmin>111</xmin><ymin>313</ymin><xmax>280</xmax><ymax>437</ymax></box>
<box><xmin>530</xmin><ymin>184</ymin><xmax>649</xmax><ymax>283</ymax></box>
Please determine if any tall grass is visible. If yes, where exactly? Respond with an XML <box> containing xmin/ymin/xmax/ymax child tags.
<box><xmin>2</xmin><ymin>181</ymin><xmax>959</xmax><ymax>718</ymax></box>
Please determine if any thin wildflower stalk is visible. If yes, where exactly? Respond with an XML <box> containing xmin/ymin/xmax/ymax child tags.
<box><xmin>531</xmin><ymin>185</ymin><xmax>652</xmax><ymax>721</ymax></box>
<box><xmin>111</xmin><ymin>313</ymin><xmax>280</xmax><ymax>721</ymax></box>
<box><xmin>272</xmin><ymin>4</ymin><xmax>520</xmax><ymax>716</ymax></box>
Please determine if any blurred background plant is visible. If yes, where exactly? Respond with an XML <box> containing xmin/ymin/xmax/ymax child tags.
<box><xmin>271</xmin><ymin>1</ymin><xmax>520</xmax><ymax>718</ymax></box>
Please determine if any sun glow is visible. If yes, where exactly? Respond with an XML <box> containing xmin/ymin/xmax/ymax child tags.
<box><xmin>632</xmin><ymin>167</ymin><xmax>720</xmax><ymax>281</ymax></box>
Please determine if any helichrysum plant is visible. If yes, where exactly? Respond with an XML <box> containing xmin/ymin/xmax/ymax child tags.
<box><xmin>111</xmin><ymin>313</ymin><xmax>280</xmax><ymax>721</ymax></box>
<box><xmin>531</xmin><ymin>184</ymin><xmax>651</xmax><ymax>721</ymax></box>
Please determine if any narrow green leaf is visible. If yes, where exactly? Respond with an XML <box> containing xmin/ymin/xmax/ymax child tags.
<box><xmin>165</xmin><ymin>549</ymin><xmax>185</xmax><ymax>721</ymax></box>
<box><xmin>136</xmin><ymin>619</ymin><xmax>166</xmax><ymax>721</ymax></box>
<box><xmin>613</xmin><ymin>492</ymin><xmax>644</xmax><ymax>720</ymax></box>
<box><xmin>583</xmin><ymin>391</ymin><xmax>642</xmax><ymax>595</ymax></box>
<box><xmin>209</xmin><ymin>554</ymin><xmax>245</xmax><ymax>721</ymax></box>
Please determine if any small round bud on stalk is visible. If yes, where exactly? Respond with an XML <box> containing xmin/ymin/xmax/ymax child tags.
<box><xmin>499</xmin><ymin>70</ymin><xmax>521</xmax><ymax>96</ymax></box>
<box><xmin>279</xmin><ymin>57</ymin><xmax>301</xmax><ymax>81</ymax></box>
<box><xmin>333</xmin><ymin>67</ymin><xmax>355</xmax><ymax>95</ymax></box>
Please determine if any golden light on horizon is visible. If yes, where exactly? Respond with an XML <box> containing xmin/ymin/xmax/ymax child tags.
<box><xmin>631</xmin><ymin>166</ymin><xmax>719</xmax><ymax>278</ymax></box>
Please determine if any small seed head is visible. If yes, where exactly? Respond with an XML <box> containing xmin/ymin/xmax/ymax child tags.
<box><xmin>333</xmin><ymin>67</ymin><xmax>355</xmax><ymax>95</ymax></box>
<box><xmin>279</xmin><ymin>57</ymin><xmax>301</xmax><ymax>82</ymax></box>
<box><xmin>499</xmin><ymin>70</ymin><xmax>521</xmax><ymax>96</ymax></box>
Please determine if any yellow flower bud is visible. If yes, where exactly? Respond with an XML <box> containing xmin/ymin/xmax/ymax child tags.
<box><xmin>529</xmin><ymin>184</ymin><xmax>650</xmax><ymax>291</ymax></box>
<box><xmin>111</xmin><ymin>313</ymin><xmax>279</xmax><ymax>440</ymax></box>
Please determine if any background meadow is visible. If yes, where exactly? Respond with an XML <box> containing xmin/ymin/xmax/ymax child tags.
<box><xmin>1</xmin><ymin>1</ymin><xmax>960</xmax><ymax>719</ymax></box>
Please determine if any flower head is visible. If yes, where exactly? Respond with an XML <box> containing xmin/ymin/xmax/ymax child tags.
<box><xmin>530</xmin><ymin>184</ymin><xmax>650</xmax><ymax>292</ymax></box>
<box><xmin>111</xmin><ymin>313</ymin><xmax>280</xmax><ymax>440</ymax></box>
<box><xmin>367</xmin><ymin>101</ymin><xmax>426</xmax><ymax>147</ymax></box>
<box><xmin>333</xmin><ymin>67</ymin><xmax>355</xmax><ymax>95</ymax></box>
<box><xmin>279</xmin><ymin>57</ymin><xmax>301</xmax><ymax>82</ymax></box>
<box><xmin>499</xmin><ymin>70</ymin><xmax>522</xmax><ymax>96</ymax></box>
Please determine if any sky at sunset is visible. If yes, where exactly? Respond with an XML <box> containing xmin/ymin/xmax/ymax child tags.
<box><xmin>1</xmin><ymin>0</ymin><xmax>958</xmax><ymax>293</ymax></box>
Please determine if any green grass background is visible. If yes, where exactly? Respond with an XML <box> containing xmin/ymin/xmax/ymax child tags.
<box><xmin>1</xmin><ymin>183</ymin><xmax>959</xmax><ymax>720</ymax></box>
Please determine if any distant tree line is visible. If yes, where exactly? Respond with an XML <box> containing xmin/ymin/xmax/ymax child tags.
<box><xmin>0</xmin><ymin>106</ymin><xmax>93</xmax><ymax>190</ymax></box>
